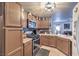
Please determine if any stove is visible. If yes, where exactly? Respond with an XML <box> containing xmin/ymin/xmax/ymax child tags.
<box><xmin>25</xmin><ymin>29</ymin><xmax>40</xmax><ymax>56</ymax></box>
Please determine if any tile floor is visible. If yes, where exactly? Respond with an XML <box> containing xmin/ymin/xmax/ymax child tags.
<box><xmin>36</xmin><ymin>46</ymin><xmax>66</xmax><ymax>56</ymax></box>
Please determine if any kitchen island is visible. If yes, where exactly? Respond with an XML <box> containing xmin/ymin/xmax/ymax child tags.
<box><xmin>40</xmin><ymin>34</ymin><xmax>72</xmax><ymax>56</ymax></box>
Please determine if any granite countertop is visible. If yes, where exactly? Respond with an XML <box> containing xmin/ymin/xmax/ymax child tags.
<box><xmin>39</xmin><ymin>34</ymin><xmax>73</xmax><ymax>41</ymax></box>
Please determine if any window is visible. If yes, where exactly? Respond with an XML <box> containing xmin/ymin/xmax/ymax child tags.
<box><xmin>64</xmin><ymin>24</ymin><xmax>70</xmax><ymax>29</ymax></box>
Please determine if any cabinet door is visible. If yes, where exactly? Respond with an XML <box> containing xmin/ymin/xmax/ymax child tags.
<box><xmin>5</xmin><ymin>3</ymin><xmax>21</xmax><ymax>27</ymax></box>
<box><xmin>56</xmin><ymin>37</ymin><xmax>63</xmax><ymax>51</ymax></box>
<box><xmin>48</xmin><ymin>36</ymin><xmax>57</xmax><ymax>47</ymax></box>
<box><xmin>24</xmin><ymin>41</ymin><xmax>32</xmax><ymax>56</ymax></box>
<box><xmin>61</xmin><ymin>39</ymin><xmax>70</xmax><ymax>55</ymax></box>
<box><xmin>7</xmin><ymin>47</ymin><xmax>23</xmax><ymax>56</ymax></box>
<box><xmin>5</xmin><ymin>28</ymin><xmax>22</xmax><ymax>55</ymax></box>
<box><xmin>40</xmin><ymin>35</ymin><xmax>48</xmax><ymax>46</ymax></box>
<box><xmin>37</xmin><ymin>17</ymin><xmax>49</xmax><ymax>29</ymax></box>
<box><xmin>56</xmin><ymin>37</ymin><xmax>71</xmax><ymax>55</ymax></box>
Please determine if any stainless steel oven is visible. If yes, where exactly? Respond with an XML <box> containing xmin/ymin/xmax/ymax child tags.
<box><xmin>25</xmin><ymin>29</ymin><xmax>40</xmax><ymax>56</ymax></box>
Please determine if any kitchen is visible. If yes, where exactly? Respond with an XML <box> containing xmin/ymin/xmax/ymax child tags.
<box><xmin>0</xmin><ymin>2</ymin><xmax>79</xmax><ymax>56</ymax></box>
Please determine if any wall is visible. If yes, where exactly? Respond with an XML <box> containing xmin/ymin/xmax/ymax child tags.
<box><xmin>50</xmin><ymin>18</ymin><xmax>72</xmax><ymax>34</ymax></box>
<box><xmin>72</xmin><ymin>3</ymin><xmax>79</xmax><ymax>56</ymax></box>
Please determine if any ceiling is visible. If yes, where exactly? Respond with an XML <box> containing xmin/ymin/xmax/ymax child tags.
<box><xmin>20</xmin><ymin>2</ymin><xmax>77</xmax><ymax>17</ymax></box>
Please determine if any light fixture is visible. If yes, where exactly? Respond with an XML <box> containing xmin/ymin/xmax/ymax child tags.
<box><xmin>22</xmin><ymin>8</ymin><xmax>24</xmax><ymax>12</ymax></box>
<box><xmin>45</xmin><ymin>2</ymin><xmax>56</xmax><ymax>11</ymax></box>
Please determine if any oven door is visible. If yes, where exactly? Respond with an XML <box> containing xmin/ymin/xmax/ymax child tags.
<box><xmin>32</xmin><ymin>38</ymin><xmax>40</xmax><ymax>56</ymax></box>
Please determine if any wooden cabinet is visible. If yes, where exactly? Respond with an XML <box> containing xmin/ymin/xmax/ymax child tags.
<box><xmin>27</xmin><ymin>13</ymin><xmax>49</xmax><ymax>29</ymax></box>
<box><xmin>36</xmin><ymin>17</ymin><xmax>49</xmax><ymax>29</ymax></box>
<box><xmin>56</xmin><ymin>38</ymin><xmax>63</xmax><ymax>52</ymax></box>
<box><xmin>0</xmin><ymin>3</ymin><xmax>23</xmax><ymax>56</ymax></box>
<box><xmin>40</xmin><ymin>35</ymin><xmax>49</xmax><ymax>46</ymax></box>
<box><xmin>40</xmin><ymin>35</ymin><xmax>72</xmax><ymax>56</ymax></box>
<box><xmin>23</xmin><ymin>39</ymin><xmax>32</xmax><ymax>56</ymax></box>
<box><xmin>7</xmin><ymin>47</ymin><xmax>23</xmax><ymax>56</ymax></box>
<box><xmin>40</xmin><ymin>35</ymin><xmax>56</xmax><ymax>47</ymax></box>
<box><xmin>5</xmin><ymin>3</ymin><xmax>21</xmax><ymax>27</ymax></box>
<box><xmin>56</xmin><ymin>37</ymin><xmax>72</xmax><ymax>55</ymax></box>
<box><xmin>5</xmin><ymin>28</ymin><xmax>23</xmax><ymax>56</ymax></box>
<box><xmin>62</xmin><ymin>39</ymin><xmax>70</xmax><ymax>55</ymax></box>
<box><xmin>44</xmin><ymin>18</ymin><xmax>49</xmax><ymax>28</ymax></box>
<box><xmin>48</xmin><ymin>36</ymin><xmax>57</xmax><ymax>48</ymax></box>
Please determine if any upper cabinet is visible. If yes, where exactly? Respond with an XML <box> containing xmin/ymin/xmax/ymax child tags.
<box><xmin>27</xmin><ymin>12</ymin><xmax>49</xmax><ymax>29</ymax></box>
<box><xmin>37</xmin><ymin>17</ymin><xmax>49</xmax><ymax>29</ymax></box>
<box><xmin>5</xmin><ymin>3</ymin><xmax>22</xmax><ymax>27</ymax></box>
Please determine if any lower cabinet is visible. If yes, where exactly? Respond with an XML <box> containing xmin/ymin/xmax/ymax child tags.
<box><xmin>40</xmin><ymin>35</ymin><xmax>56</xmax><ymax>47</ymax></box>
<box><xmin>23</xmin><ymin>40</ymin><xmax>32</xmax><ymax>56</ymax></box>
<box><xmin>56</xmin><ymin>38</ymin><xmax>63</xmax><ymax>52</ymax></box>
<box><xmin>6</xmin><ymin>46</ymin><xmax>23</xmax><ymax>56</ymax></box>
<box><xmin>5</xmin><ymin>28</ymin><xmax>23</xmax><ymax>56</ymax></box>
<box><xmin>40</xmin><ymin>35</ymin><xmax>72</xmax><ymax>56</ymax></box>
<box><xmin>48</xmin><ymin>36</ymin><xmax>57</xmax><ymax>48</ymax></box>
<box><xmin>56</xmin><ymin>37</ymin><xmax>71</xmax><ymax>56</ymax></box>
<box><xmin>40</xmin><ymin>36</ymin><xmax>49</xmax><ymax>46</ymax></box>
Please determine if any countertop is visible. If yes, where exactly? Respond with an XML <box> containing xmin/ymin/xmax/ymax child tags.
<box><xmin>23</xmin><ymin>38</ymin><xmax>32</xmax><ymax>44</ymax></box>
<box><xmin>39</xmin><ymin>34</ymin><xmax>73</xmax><ymax>41</ymax></box>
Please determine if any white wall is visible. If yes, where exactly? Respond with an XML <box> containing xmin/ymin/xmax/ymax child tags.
<box><xmin>72</xmin><ymin>3</ymin><xmax>79</xmax><ymax>56</ymax></box>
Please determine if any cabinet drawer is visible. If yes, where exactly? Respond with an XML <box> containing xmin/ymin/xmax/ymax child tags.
<box><xmin>5</xmin><ymin>28</ymin><xmax>22</xmax><ymax>54</ymax></box>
